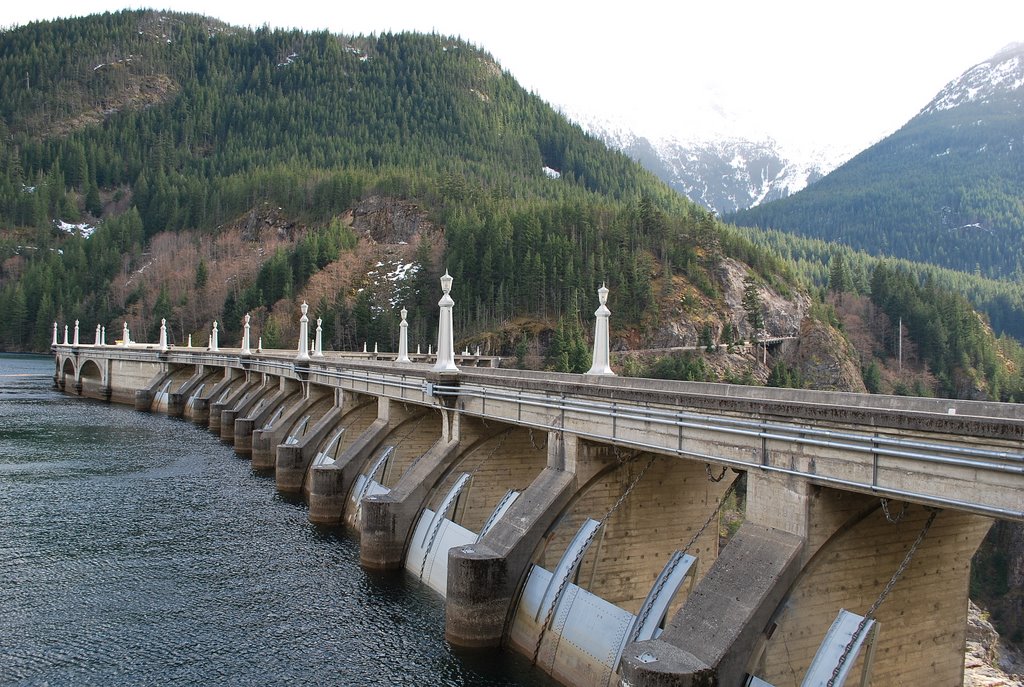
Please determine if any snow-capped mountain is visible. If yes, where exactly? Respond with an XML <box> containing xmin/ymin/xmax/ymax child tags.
<box><xmin>921</xmin><ymin>42</ymin><xmax>1024</xmax><ymax>115</ymax></box>
<box><xmin>574</xmin><ymin>115</ymin><xmax>846</xmax><ymax>214</ymax></box>
<box><xmin>731</xmin><ymin>42</ymin><xmax>1024</xmax><ymax>282</ymax></box>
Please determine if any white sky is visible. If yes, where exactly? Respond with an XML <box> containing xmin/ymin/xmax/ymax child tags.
<box><xmin>4</xmin><ymin>1</ymin><xmax>1023</xmax><ymax>157</ymax></box>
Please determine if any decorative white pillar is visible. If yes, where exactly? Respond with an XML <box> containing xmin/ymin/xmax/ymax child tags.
<box><xmin>63</xmin><ymin>325</ymin><xmax>69</xmax><ymax>345</ymax></box>
<box><xmin>95</xmin><ymin>324</ymin><xmax>101</xmax><ymax>346</ymax></box>
<box><xmin>210</xmin><ymin>321</ymin><xmax>219</xmax><ymax>351</ymax></box>
<box><xmin>433</xmin><ymin>271</ymin><xmax>459</xmax><ymax>372</ymax></box>
<box><xmin>241</xmin><ymin>313</ymin><xmax>252</xmax><ymax>355</ymax></box>
<box><xmin>101</xmin><ymin>326</ymin><xmax>106</xmax><ymax>345</ymax></box>
<box><xmin>257</xmin><ymin>337</ymin><xmax>263</xmax><ymax>353</ymax></box>
<box><xmin>313</xmin><ymin>318</ymin><xmax>324</xmax><ymax>358</ymax></box>
<box><xmin>363</xmin><ymin>342</ymin><xmax>368</xmax><ymax>353</ymax></box>
<box><xmin>296</xmin><ymin>302</ymin><xmax>311</xmax><ymax>362</ymax></box>
<box><xmin>417</xmin><ymin>344</ymin><xmax>421</xmax><ymax>355</ymax></box>
<box><xmin>52</xmin><ymin>322</ymin><xmax>58</xmax><ymax>347</ymax></box>
<box><xmin>187</xmin><ymin>334</ymin><xmax>192</xmax><ymax>348</ymax></box>
<box><xmin>73</xmin><ymin>320</ymin><xmax>80</xmax><ymax>347</ymax></box>
<box><xmin>158</xmin><ymin>318</ymin><xmax>168</xmax><ymax>352</ymax></box>
<box><xmin>397</xmin><ymin>308</ymin><xmax>411</xmax><ymax>363</ymax></box>
<box><xmin>122</xmin><ymin>322</ymin><xmax>130</xmax><ymax>346</ymax></box>
<box><xmin>587</xmin><ymin>284</ymin><xmax>615</xmax><ymax>376</ymax></box>
<box><xmin>373</xmin><ymin>342</ymin><xmax>378</xmax><ymax>355</ymax></box>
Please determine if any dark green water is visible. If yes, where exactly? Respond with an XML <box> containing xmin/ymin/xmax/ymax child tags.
<box><xmin>0</xmin><ymin>354</ymin><xmax>549</xmax><ymax>686</ymax></box>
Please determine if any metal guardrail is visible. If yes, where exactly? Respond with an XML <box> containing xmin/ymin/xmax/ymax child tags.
<box><xmin>54</xmin><ymin>345</ymin><xmax>1024</xmax><ymax>519</ymax></box>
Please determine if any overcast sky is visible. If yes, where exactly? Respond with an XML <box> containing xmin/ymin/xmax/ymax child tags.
<box><xmin>5</xmin><ymin>1</ymin><xmax>1022</xmax><ymax>157</ymax></box>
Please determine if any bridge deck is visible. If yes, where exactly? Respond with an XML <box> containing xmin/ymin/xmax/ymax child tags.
<box><xmin>56</xmin><ymin>345</ymin><xmax>1024</xmax><ymax>521</ymax></box>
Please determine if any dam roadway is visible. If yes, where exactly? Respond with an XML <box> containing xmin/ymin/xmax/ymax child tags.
<box><xmin>53</xmin><ymin>337</ymin><xmax>1023</xmax><ymax>687</ymax></box>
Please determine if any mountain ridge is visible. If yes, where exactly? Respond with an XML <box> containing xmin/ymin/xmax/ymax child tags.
<box><xmin>572</xmin><ymin>113</ymin><xmax>848</xmax><ymax>214</ymax></box>
<box><xmin>729</xmin><ymin>42</ymin><xmax>1024</xmax><ymax>280</ymax></box>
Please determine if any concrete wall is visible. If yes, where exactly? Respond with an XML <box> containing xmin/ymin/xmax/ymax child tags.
<box><xmin>753</xmin><ymin>491</ymin><xmax>992</xmax><ymax>686</ymax></box>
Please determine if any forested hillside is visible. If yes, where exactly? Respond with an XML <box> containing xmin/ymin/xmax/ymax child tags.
<box><xmin>729</xmin><ymin>44</ymin><xmax>1024</xmax><ymax>281</ymax></box>
<box><xmin>0</xmin><ymin>10</ymin><xmax>792</xmax><ymax>357</ymax></box>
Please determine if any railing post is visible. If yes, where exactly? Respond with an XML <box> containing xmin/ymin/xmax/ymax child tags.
<box><xmin>586</xmin><ymin>283</ymin><xmax>614</xmax><ymax>375</ymax></box>
<box><xmin>296</xmin><ymin>302</ymin><xmax>311</xmax><ymax>362</ymax></box>
<box><xmin>313</xmin><ymin>318</ymin><xmax>324</xmax><ymax>358</ymax></box>
<box><xmin>241</xmin><ymin>313</ymin><xmax>252</xmax><ymax>355</ymax></box>
<box><xmin>433</xmin><ymin>271</ymin><xmax>458</xmax><ymax>372</ymax></box>
<box><xmin>397</xmin><ymin>307</ymin><xmax>411</xmax><ymax>363</ymax></box>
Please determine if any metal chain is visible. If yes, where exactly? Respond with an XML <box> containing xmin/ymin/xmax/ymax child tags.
<box><xmin>880</xmin><ymin>498</ymin><xmax>907</xmax><ymax>524</ymax></box>
<box><xmin>705</xmin><ymin>463</ymin><xmax>728</xmax><ymax>482</ymax></box>
<box><xmin>826</xmin><ymin>507</ymin><xmax>939</xmax><ymax>687</ymax></box>
<box><xmin>528</xmin><ymin>427</ymin><xmax>546</xmax><ymax>451</ymax></box>
<box><xmin>632</xmin><ymin>477</ymin><xmax>738</xmax><ymax>638</ymax></box>
<box><xmin>532</xmin><ymin>454</ymin><xmax>658</xmax><ymax>666</ymax></box>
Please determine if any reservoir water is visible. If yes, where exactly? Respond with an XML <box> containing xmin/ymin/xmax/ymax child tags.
<box><xmin>0</xmin><ymin>354</ymin><xmax>550</xmax><ymax>686</ymax></box>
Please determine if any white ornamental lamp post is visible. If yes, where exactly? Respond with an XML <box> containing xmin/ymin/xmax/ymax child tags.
<box><xmin>122</xmin><ymin>322</ymin><xmax>130</xmax><ymax>347</ymax></box>
<box><xmin>257</xmin><ymin>337</ymin><xmax>263</xmax><ymax>353</ymax></box>
<box><xmin>397</xmin><ymin>307</ymin><xmax>411</xmax><ymax>363</ymax></box>
<box><xmin>313</xmin><ymin>318</ymin><xmax>324</xmax><ymax>358</ymax></box>
<box><xmin>158</xmin><ymin>318</ymin><xmax>168</xmax><ymax>352</ymax></box>
<box><xmin>586</xmin><ymin>284</ymin><xmax>615</xmax><ymax>376</ymax></box>
<box><xmin>241</xmin><ymin>313</ymin><xmax>252</xmax><ymax>355</ymax></box>
<box><xmin>63</xmin><ymin>324</ymin><xmax>69</xmax><ymax>345</ymax></box>
<box><xmin>187</xmin><ymin>334</ymin><xmax>193</xmax><ymax>348</ymax></box>
<box><xmin>73</xmin><ymin>320</ymin><xmax>80</xmax><ymax>347</ymax></box>
<box><xmin>101</xmin><ymin>326</ymin><xmax>106</xmax><ymax>345</ymax></box>
<box><xmin>52</xmin><ymin>322</ymin><xmax>58</xmax><ymax>347</ymax></box>
<box><xmin>209</xmin><ymin>321</ymin><xmax>219</xmax><ymax>351</ymax></box>
<box><xmin>432</xmin><ymin>271</ymin><xmax>459</xmax><ymax>373</ymax></box>
<box><xmin>95</xmin><ymin>324</ymin><xmax>101</xmax><ymax>346</ymax></box>
<box><xmin>296</xmin><ymin>302</ymin><xmax>311</xmax><ymax>362</ymax></box>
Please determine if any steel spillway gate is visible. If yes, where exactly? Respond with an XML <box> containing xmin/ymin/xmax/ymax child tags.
<box><xmin>310</xmin><ymin>426</ymin><xmax>344</xmax><ymax>467</ymax></box>
<box><xmin>511</xmin><ymin>519</ymin><xmax>698</xmax><ymax>686</ymax></box>
<box><xmin>405</xmin><ymin>483</ymin><xmax>521</xmax><ymax>596</ymax></box>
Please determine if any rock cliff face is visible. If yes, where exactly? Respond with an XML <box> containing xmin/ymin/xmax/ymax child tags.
<box><xmin>715</xmin><ymin>257</ymin><xmax>809</xmax><ymax>341</ymax></box>
<box><xmin>777</xmin><ymin>317</ymin><xmax>867</xmax><ymax>392</ymax></box>
<box><xmin>352</xmin><ymin>195</ymin><xmax>435</xmax><ymax>244</ymax></box>
<box><xmin>964</xmin><ymin>599</ymin><xmax>1024</xmax><ymax>686</ymax></box>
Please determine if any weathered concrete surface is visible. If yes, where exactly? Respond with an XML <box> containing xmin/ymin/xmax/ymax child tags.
<box><xmin>306</xmin><ymin>397</ymin><xmax>425</xmax><ymax>524</ymax></box>
<box><xmin>234</xmin><ymin>381</ymin><xmax>298</xmax><ymax>457</ymax></box>
<box><xmin>619</xmin><ymin>523</ymin><xmax>804</xmax><ymax>686</ymax></box>
<box><xmin>753</xmin><ymin>496</ymin><xmax>993</xmax><ymax>687</ymax></box>
<box><xmin>360</xmin><ymin>438</ymin><xmax>460</xmax><ymax>569</ymax></box>
<box><xmin>250</xmin><ymin>387</ymin><xmax>331</xmax><ymax>471</ymax></box>
<box><xmin>446</xmin><ymin>466</ymin><xmax>576</xmax><ymax>648</ymax></box>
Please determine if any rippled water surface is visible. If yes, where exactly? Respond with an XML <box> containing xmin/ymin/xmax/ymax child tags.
<box><xmin>0</xmin><ymin>354</ymin><xmax>550</xmax><ymax>686</ymax></box>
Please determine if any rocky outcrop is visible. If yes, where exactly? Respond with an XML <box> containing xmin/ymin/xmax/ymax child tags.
<box><xmin>777</xmin><ymin>317</ymin><xmax>867</xmax><ymax>392</ymax></box>
<box><xmin>715</xmin><ymin>257</ymin><xmax>809</xmax><ymax>340</ymax></box>
<box><xmin>352</xmin><ymin>195</ymin><xmax>436</xmax><ymax>245</ymax></box>
<box><xmin>965</xmin><ymin>600</ymin><xmax>1024</xmax><ymax>686</ymax></box>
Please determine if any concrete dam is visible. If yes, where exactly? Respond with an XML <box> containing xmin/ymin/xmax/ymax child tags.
<box><xmin>50</xmin><ymin>285</ymin><xmax>1024</xmax><ymax>686</ymax></box>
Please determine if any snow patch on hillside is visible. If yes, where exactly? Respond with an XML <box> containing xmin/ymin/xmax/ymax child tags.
<box><xmin>55</xmin><ymin>220</ymin><xmax>96</xmax><ymax>239</ymax></box>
